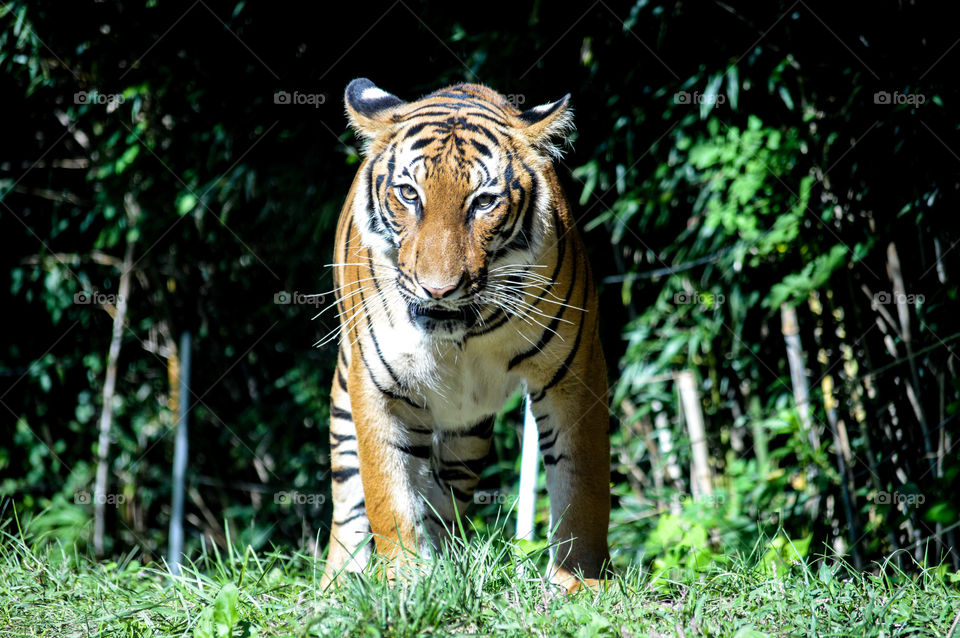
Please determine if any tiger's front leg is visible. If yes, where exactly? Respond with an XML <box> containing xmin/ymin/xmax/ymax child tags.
<box><xmin>349</xmin><ymin>390</ymin><xmax>432</xmax><ymax>573</ymax></box>
<box><xmin>529</xmin><ymin>331</ymin><xmax>612</xmax><ymax>592</ymax></box>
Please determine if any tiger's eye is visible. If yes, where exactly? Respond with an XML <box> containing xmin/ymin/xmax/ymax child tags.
<box><xmin>474</xmin><ymin>194</ymin><xmax>497</xmax><ymax>210</ymax></box>
<box><xmin>397</xmin><ymin>184</ymin><xmax>419</xmax><ymax>202</ymax></box>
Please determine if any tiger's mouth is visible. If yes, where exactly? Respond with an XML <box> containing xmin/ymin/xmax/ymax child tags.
<box><xmin>406</xmin><ymin>301</ymin><xmax>478</xmax><ymax>331</ymax></box>
<box><xmin>409</xmin><ymin>304</ymin><xmax>469</xmax><ymax>321</ymax></box>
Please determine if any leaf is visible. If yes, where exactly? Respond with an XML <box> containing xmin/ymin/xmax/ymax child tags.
<box><xmin>194</xmin><ymin>583</ymin><xmax>239</xmax><ymax>638</ymax></box>
<box><xmin>213</xmin><ymin>583</ymin><xmax>240</xmax><ymax>637</ymax></box>
<box><xmin>726</xmin><ymin>65</ymin><xmax>739</xmax><ymax>110</ymax></box>
<box><xmin>778</xmin><ymin>85</ymin><xmax>794</xmax><ymax>110</ymax></box>
<box><xmin>177</xmin><ymin>193</ymin><xmax>198</xmax><ymax>216</ymax></box>
<box><xmin>924</xmin><ymin>502</ymin><xmax>957</xmax><ymax>524</ymax></box>
<box><xmin>700</xmin><ymin>72</ymin><xmax>724</xmax><ymax>119</ymax></box>
<box><xmin>113</xmin><ymin>145</ymin><xmax>140</xmax><ymax>174</ymax></box>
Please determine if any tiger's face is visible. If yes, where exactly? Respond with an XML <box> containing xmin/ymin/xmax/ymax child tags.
<box><xmin>345</xmin><ymin>80</ymin><xmax>573</xmax><ymax>338</ymax></box>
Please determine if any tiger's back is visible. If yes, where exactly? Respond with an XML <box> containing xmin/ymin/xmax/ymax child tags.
<box><xmin>322</xmin><ymin>79</ymin><xmax>610</xmax><ymax>591</ymax></box>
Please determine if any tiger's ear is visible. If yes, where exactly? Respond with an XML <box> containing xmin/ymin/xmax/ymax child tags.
<box><xmin>516</xmin><ymin>94</ymin><xmax>574</xmax><ymax>158</ymax></box>
<box><xmin>345</xmin><ymin>78</ymin><xmax>406</xmax><ymax>144</ymax></box>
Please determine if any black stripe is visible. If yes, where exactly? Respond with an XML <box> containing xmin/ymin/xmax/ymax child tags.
<box><xmin>439</xmin><ymin>456</ymin><xmax>486</xmax><ymax>477</ymax></box>
<box><xmin>358</xmin><ymin>284</ymin><xmax>409</xmax><ymax>393</ymax></box>
<box><xmin>539</xmin><ymin>430</ymin><xmax>560</xmax><ymax>452</ymax></box>
<box><xmin>541</xmin><ymin>208</ymin><xmax>567</xmax><ymax>290</ymax></box>
<box><xmin>402</xmin><ymin>103</ymin><xmax>509</xmax><ymax>126</ymax></box>
<box><xmin>454</xmin><ymin>415</ymin><xmax>495</xmax><ymax>438</ymax></box>
<box><xmin>459</xmin><ymin>120</ymin><xmax>503</xmax><ymax>147</ymax></box>
<box><xmin>470</xmin><ymin>139</ymin><xmax>492</xmax><ymax>157</ymax></box>
<box><xmin>331</xmin><ymin>406</ymin><xmax>353</xmax><ymax>421</ymax></box>
<box><xmin>501</xmin><ymin>159</ymin><xmax>539</xmax><ymax>253</ymax></box>
<box><xmin>490</xmin><ymin>161</ymin><xmax>520</xmax><ymax>236</ymax></box>
<box><xmin>542</xmin><ymin>454</ymin><xmax>566</xmax><ymax>466</ymax></box>
<box><xmin>330</xmin><ymin>431</ymin><xmax>356</xmax><ymax>445</ymax></box>
<box><xmin>365</xmin><ymin>160</ymin><xmax>391</xmax><ymax>238</ymax></box>
<box><xmin>425</xmin><ymin>509</ymin><xmax>446</xmax><ymax>528</ymax></box>
<box><xmin>468</xmin><ymin>306</ymin><xmax>510</xmax><ymax>337</ymax></box>
<box><xmin>334</xmin><ymin>220</ymin><xmax>352</xmax><ymax>326</ymax></box>
<box><xmin>367</xmin><ymin>248</ymin><xmax>395</xmax><ymax>326</ymax></box>
<box><xmin>336</xmin><ymin>367</ymin><xmax>348</xmax><ymax>393</ymax></box>
<box><xmin>420</xmin><ymin>94</ymin><xmax>510</xmax><ymax>121</ymax></box>
<box><xmin>331</xmin><ymin>467</ymin><xmax>360</xmax><ymax>482</ymax></box>
<box><xmin>410</xmin><ymin>137</ymin><xmax>435</xmax><ymax>150</ymax></box>
<box><xmin>531</xmin><ymin>312</ymin><xmax>585</xmax><ymax>401</ymax></box>
<box><xmin>334</xmin><ymin>510</ymin><xmax>367</xmax><ymax>526</ymax></box>
<box><xmin>356</xmin><ymin>337</ymin><xmax>423</xmax><ymax>409</ymax></box>
<box><xmin>437</xmin><ymin>468</ymin><xmax>478</xmax><ymax>482</ymax></box>
<box><xmin>508</xmin><ymin>248</ymin><xmax>579</xmax><ymax>370</ymax></box>
<box><xmin>431</xmin><ymin>467</ymin><xmax>445</xmax><ymax>490</ymax></box>
<box><xmin>444</xmin><ymin>484</ymin><xmax>472</xmax><ymax>503</ymax></box>
<box><xmin>391</xmin><ymin>442</ymin><xmax>431</xmax><ymax>459</ymax></box>
<box><xmin>335</xmin><ymin>501</ymin><xmax>367</xmax><ymax>526</ymax></box>
<box><xmin>431</xmin><ymin>468</ymin><xmax>474</xmax><ymax>502</ymax></box>
<box><xmin>401</xmin><ymin>121</ymin><xmax>432</xmax><ymax>137</ymax></box>
<box><xmin>531</xmin><ymin>255</ymin><xmax>590</xmax><ymax>399</ymax></box>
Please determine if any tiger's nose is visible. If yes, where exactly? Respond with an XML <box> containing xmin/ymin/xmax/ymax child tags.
<box><xmin>419</xmin><ymin>274</ymin><xmax>464</xmax><ymax>299</ymax></box>
<box><xmin>421</xmin><ymin>281</ymin><xmax>458</xmax><ymax>299</ymax></box>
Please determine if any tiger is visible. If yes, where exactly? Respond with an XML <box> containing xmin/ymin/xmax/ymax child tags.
<box><xmin>319</xmin><ymin>78</ymin><xmax>611</xmax><ymax>592</ymax></box>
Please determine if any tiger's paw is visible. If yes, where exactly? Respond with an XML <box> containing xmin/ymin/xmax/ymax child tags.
<box><xmin>549</xmin><ymin>566</ymin><xmax>613</xmax><ymax>594</ymax></box>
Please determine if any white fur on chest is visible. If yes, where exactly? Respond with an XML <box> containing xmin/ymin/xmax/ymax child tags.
<box><xmin>376</xmin><ymin>322</ymin><xmax>521</xmax><ymax>429</ymax></box>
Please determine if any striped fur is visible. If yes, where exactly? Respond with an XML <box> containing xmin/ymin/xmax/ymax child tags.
<box><xmin>320</xmin><ymin>79</ymin><xmax>610</xmax><ymax>592</ymax></box>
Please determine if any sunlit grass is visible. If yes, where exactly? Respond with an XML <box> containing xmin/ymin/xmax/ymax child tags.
<box><xmin>1</xmin><ymin>512</ymin><xmax>958</xmax><ymax>637</ymax></box>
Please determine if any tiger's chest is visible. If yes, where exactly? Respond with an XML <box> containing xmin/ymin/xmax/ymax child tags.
<box><xmin>378</xmin><ymin>324</ymin><xmax>523</xmax><ymax>429</ymax></box>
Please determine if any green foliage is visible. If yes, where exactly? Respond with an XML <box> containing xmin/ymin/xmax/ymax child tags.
<box><xmin>579</xmin><ymin>1</ymin><xmax>959</xmax><ymax>574</ymax></box>
<box><xmin>194</xmin><ymin>583</ymin><xmax>241</xmax><ymax>638</ymax></box>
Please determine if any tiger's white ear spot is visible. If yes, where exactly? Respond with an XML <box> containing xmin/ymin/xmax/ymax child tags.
<box><xmin>360</xmin><ymin>86</ymin><xmax>392</xmax><ymax>102</ymax></box>
<box><xmin>517</xmin><ymin>94</ymin><xmax>574</xmax><ymax>159</ymax></box>
<box><xmin>345</xmin><ymin>78</ymin><xmax>406</xmax><ymax>148</ymax></box>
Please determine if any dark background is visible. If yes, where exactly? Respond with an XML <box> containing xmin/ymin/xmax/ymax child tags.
<box><xmin>1</xmin><ymin>1</ymin><xmax>958</xmax><ymax>573</ymax></box>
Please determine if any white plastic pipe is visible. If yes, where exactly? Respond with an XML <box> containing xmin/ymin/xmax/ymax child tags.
<box><xmin>516</xmin><ymin>395</ymin><xmax>539</xmax><ymax>540</ymax></box>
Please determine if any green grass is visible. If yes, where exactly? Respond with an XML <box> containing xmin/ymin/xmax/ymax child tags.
<box><xmin>1</xmin><ymin>518</ymin><xmax>958</xmax><ymax>638</ymax></box>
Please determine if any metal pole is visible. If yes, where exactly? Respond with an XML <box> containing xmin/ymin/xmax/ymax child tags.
<box><xmin>168</xmin><ymin>331</ymin><xmax>191</xmax><ymax>576</ymax></box>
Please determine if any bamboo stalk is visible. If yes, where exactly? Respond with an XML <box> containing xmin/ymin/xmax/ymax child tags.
<box><xmin>781</xmin><ymin>304</ymin><xmax>820</xmax><ymax>449</ymax></box>
<box><xmin>677</xmin><ymin>370</ymin><xmax>711</xmax><ymax>500</ymax></box>
<box><xmin>93</xmin><ymin>240</ymin><xmax>134</xmax><ymax>556</ymax></box>
<box><xmin>822</xmin><ymin>375</ymin><xmax>862</xmax><ymax>568</ymax></box>
<box><xmin>654</xmin><ymin>407</ymin><xmax>682</xmax><ymax>513</ymax></box>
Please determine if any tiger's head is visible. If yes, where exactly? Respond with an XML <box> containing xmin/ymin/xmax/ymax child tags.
<box><xmin>344</xmin><ymin>78</ymin><xmax>573</xmax><ymax>338</ymax></box>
